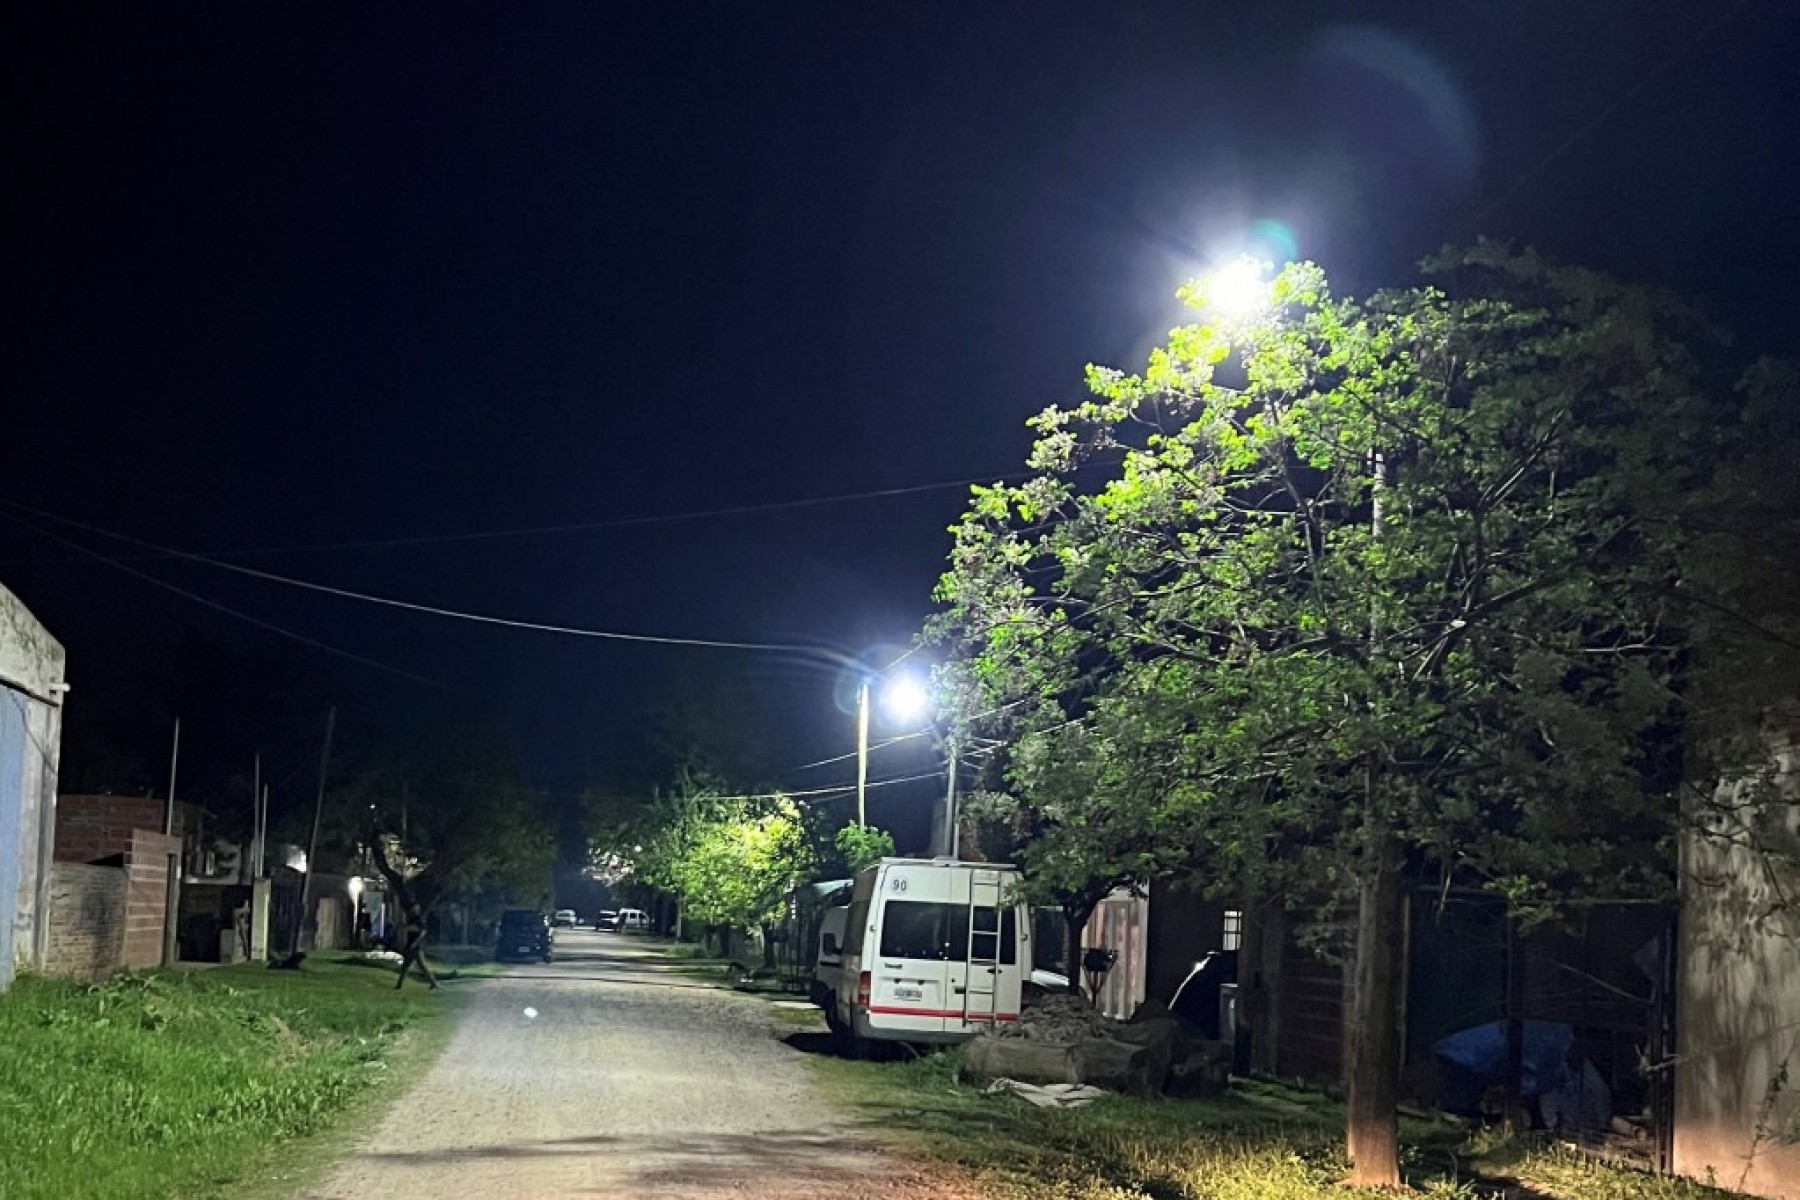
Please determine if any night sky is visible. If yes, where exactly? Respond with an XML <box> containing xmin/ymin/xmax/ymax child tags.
<box><xmin>5</xmin><ymin>2</ymin><xmax>1796</xmax><ymax>849</ymax></box>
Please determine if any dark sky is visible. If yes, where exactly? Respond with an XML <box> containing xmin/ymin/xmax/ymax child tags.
<box><xmin>5</xmin><ymin>2</ymin><xmax>1796</xmax><ymax>848</ymax></box>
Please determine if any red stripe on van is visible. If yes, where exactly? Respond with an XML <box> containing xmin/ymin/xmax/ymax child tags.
<box><xmin>866</xmin><ymin>1006</ymin><xmax>1019</xmax><ymax>1021</ymax></box>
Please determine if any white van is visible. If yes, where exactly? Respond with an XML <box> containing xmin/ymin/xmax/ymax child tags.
<box><xmin>823</xmin><ymin>858</ymin><xmax>1029</xmax><ymax>1050</ymax></box>
<box><xmin>614</xmin><ymin>907</ymin><xmax>650</xmax><ymax>933</ymax></box>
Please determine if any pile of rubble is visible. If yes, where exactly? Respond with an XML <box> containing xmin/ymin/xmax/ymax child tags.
<box><xmin>997</xmin><ymin>993</ymin><xmax>1120</xmax><ymax>1042</ymax></box>
<box><xmin>966</xmin><ymin>995</ymin><xmax>1229</xmax><ymax>1100</ymax></box>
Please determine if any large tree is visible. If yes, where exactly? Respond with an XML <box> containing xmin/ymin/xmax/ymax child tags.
<box><xmin>349</xmin><ymin>730</ymin><xmax>555</xmax><ymax>972</ymax></box>
<box><xmin>672</xmin><ymin>796</ymin><xmax>814</xmax><ymax>966</ymax></box>
<box><xmin>931</xmin><ymin>245</ymin><xmax>1771</xmax><ymax>1187</ymax></box>
<box><xmin>590</xmin><ymin>776</ymin><xmax>847</xmax><ymax>962</ymax></box>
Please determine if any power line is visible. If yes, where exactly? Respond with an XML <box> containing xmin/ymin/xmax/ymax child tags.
<box><xmin>0</xmin><ymin>500</ymin><xmax>835</xmax><ymax>657</ymax></box>
<box><xmin>0</xmin><ymin>509</ymin><xmax>444</xmax><ymax>686</ymax></box>
<box><xmin>0</xmin><ymin>472</ymin><xmax>1031</xmax><ymax>566</ymax></box>
<box><xmin>524</xmin><ymin>768</ymin><xmax>946</xmax><ymax>807</ymax></box>
<box><xmin>784</xmin><ymin>731</ymin><xmax>929</xmax><ymax>773</ymax></box>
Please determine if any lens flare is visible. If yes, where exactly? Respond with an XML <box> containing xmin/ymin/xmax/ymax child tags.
<box><xmin>1248</xmin><ymin>219</ymin><xmax>1299</xmax><ymax>264</ymax></box>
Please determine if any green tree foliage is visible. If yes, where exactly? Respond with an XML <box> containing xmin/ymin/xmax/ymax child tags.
<box><xmin>832</xmin><ymin>823</ymin><xmax>896</xmax><ymax>875</ymax></box>
<box><xmin>589</xmin><ymin>776</ymin><xmax>822</xmax><ymax>960</ymax></box>
<box><xmin>929</xmin><ymin>244</ymin><xmax>1790</xmax><ymax>1186</ymax></box>
<box><xmin>673</xmin><ymin>798</ymin><xmax>813</xmax><ymax>935</ymax></box>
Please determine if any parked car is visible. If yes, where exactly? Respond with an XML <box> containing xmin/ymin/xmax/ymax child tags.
<box><xmin>551</xmin><ymin>908</ymin><xmax>578</xmax><ymax>928</ymax></box>
<box><xmin>495</xmin><ymin>908</ymin><xmax>554</xmax><ymax>963</ymax></box>
<box><xmin>595</xmin><ymin>909</ymin><xmax>619</xmax><ymax>931</ymax></box>
<box><xmin>614</xmin><ymin>907</ymin><xmax>650</xmax><ymax>933</ymax></box>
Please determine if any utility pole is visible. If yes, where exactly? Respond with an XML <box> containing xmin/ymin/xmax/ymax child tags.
<box><xmin>855</xmin><ymin>680</ymin><xmax>870</xmax><ymax>828</ymax></box>
<box><xmin>290</xmin><ymin>707</ymin><xmax>335</xmax><ymax>957</ymax></box>
<box><xmin>942</xmin><ymin>737</ymin><xmax>959</xmax><ymax>858</ymax></box>
<box><xmin>249</xmin><ymin>753</ymin><xmax>260</xmax><ymax>882</ymax></box>
<box><xmin>161</xmin><ymin>718</ymin><xmax>182</xmax><ymax>966</ymax></box>
<box><xmin>164</xmin><ymin>718</ymin><xmax>180</xmax><ymax>836</ymax></box>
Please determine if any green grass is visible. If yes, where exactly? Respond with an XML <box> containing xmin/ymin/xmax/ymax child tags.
<box><xmin>0</xmin><ymin>958</ymin><xmax>463</xmax><ymax>1200</ymax></box>
<box><xmin>659</xmin><ymin>939</ymin><xmax>715</xmax><ymax>959</ymax></box>
<box><xmin>804</xmin><ymin>1033</ymin><xmax>1737</xmax><ymax>1200</ymax></box>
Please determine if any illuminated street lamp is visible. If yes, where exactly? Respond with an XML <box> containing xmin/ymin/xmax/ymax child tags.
<box><xmin>854</xmin><ymin>671</ymin><xmax>963</xmax><ymax>857</ymax></box>
<box><xmin>855</xmin><ymin>672</ymin><xmax>932</xmax><ymax>829</ymax></box>
<box><xmin>878</xmin><ymin>675</ymin><xmax>930</xmax><ymax>725</ymax></box>
<box><xmin>1205</xmin><ymin>255</ymin><xmax>1274</xmax><ymax>319</ymax></box>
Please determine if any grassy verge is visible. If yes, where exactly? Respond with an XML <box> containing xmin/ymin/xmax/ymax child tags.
<box><xmin>803</xmin><ymin>1029</ymin><xmax>1736</xmax><ymax>1200</ymax></box>
<box><xmin>0</xmin><ymin>957</ymin><xmax>467</xmax><ymax>1200</ymax></box>
<box><xmin>659</xmin><ymin>939</ymin><xmax>716</xmax><ymax>959</ymax></box>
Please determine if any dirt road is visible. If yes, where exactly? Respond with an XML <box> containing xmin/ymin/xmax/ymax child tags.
<box><xmin>304</xmin><ymin>930</ymin><xmax>969</xmax><ymax>1200</ymax></box>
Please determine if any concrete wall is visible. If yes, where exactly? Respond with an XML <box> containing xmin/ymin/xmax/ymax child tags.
<box><xmin>0</xmin><ymin>587</ymin><xmax>67</xmax><ymax>701</ymax></box>
<box><xmin>45</xmin><ymin>862</ymin><xmax>127</xmax><ymax>979</ymax></box>
<box><xmin>1674</xmin><ymin>733</ymin><xmax>1800</xmax><ymax>1198</ymax></box>
<box><xmin>0</xmin><ymin>582</ymin><xmax>67</xmax><ymax>991</ymax></box>
<box><xmin>122</xmin><ymin>830</ymin><xmax>181</xmax><ymax>969</ymax></box>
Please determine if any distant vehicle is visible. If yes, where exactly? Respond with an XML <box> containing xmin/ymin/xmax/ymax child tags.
<box><xmin>595</xmin><ymin>910</ymin><xmax>619</xmax><ymax>931</ymax></box>
<box><xmin>614</xmin><ymin>907</ymin><xmax>650</xmax><ymax>933</ymax></box>
<box><xmin>551</xmin><ymin>909</ymin><xmax>578</xmax><ymax>928</ymax></box>
<box><xmin>495</xmin><ymin>909</ymin><xmax>554</xmax><ymax>963</ymax></box>
<box><xmin>820</xmin><ymin>858</ymin><xmax>1030</xmax><ymax>1054</ymax></box>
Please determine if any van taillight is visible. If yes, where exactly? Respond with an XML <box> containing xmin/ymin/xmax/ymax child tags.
<box><xmin>856</xmin><ymin>971</ymin><xmax>871</xmax><ymax>1010</ymax></box>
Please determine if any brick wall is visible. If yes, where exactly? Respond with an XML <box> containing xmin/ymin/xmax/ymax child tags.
<box><xmin>55</xmin><ymin>794</ymin><xmax>190</xmax><ymax>865</ymax></box>
<box><xmin>45</xmin><ymin>862</ymin><xmax>126</xmax><ymax>979</ymax></box>
<box><xmin>122</xmin><ymin>830</ymin><xmax>181</xmax><ymax>969</ymax></box>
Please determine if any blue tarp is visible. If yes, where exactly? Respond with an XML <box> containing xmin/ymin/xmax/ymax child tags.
<box><xmin>1433</xmin><ymin>1019</ymin><xmax>1574</xmax><ymax>1113</ymax></box>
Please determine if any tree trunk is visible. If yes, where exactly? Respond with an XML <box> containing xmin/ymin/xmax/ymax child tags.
<box><xmin>761</xmin><ymin>923</ymin><xmax>777</xmax><ymax>970</ymax></box>
<box><xmin>1345</xmin><ymin>820</ymin><xmax>1406</xmax><ymax>1190</ymax></box>
<box><xmin>1502</xmin><ymin>913</ymin><xmax>1528</xmax><ymax>1132</ymax></box>
<box><xmin>1063</xmin><ymin>893</ymin><xmax>1099</xmax><ymax>999</ymax></box>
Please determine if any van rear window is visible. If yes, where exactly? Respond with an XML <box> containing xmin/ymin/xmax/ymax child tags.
<box><xmin>843</xmin><ymin>898</ymin><xmax>871</xmax><ymax>958</ymax></box>
<box><xmin>878</xmin><ymin>901</ymin><xmax>1016</xmax><ymax>963</ymax></box>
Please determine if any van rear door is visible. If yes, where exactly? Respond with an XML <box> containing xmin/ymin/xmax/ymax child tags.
<box><xmin>864</xmin><ymin>867</ymin><xmax>954</xmax><ymax>1037</ymax></box>
<box><xmin>946</xmin><ymin>868</ymin><xmax>1025</xmax><ymax>1032</ymax></box>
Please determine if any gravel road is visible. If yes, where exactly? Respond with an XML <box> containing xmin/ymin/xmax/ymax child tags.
<box><xmin>304</xmin><ymin>930</ymin><xmax>974</xmax><ymax>1200</ymax></box>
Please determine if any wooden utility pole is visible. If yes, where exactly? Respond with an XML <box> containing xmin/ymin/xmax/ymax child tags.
<box><xmin>161</xmin><ymin>718</ymin><xmax>182</xmax><ymax>966</ymax></box>
<box><xmin>250</xmin><ymin>752</ymin><xmax>260</xmax><ymax>880</ymax></box>
<box><xmin>164</xmin><ymin>718</ymin><xmax>180</xmax><ymax>835</ymax></box>
<box><xmin>290</xmin><ymin>707</ymin><xmax>336</xmax><ymax>956</ymax></box>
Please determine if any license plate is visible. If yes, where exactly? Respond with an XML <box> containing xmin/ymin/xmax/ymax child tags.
<box><xmin>894</xmin><ymin>984</ymin><xmax>923</xmax><ymax>1001</ymax></box>
<box><xmin>517</xmin><ymin>946</ymin><xmax>533</xmax><ymax>953</ymax></box>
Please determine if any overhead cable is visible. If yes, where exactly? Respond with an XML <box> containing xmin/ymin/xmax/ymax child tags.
<box><xmin>0</xmin><ymin>510</ymin><xmax>443</xmax><ymax>686</ymax></box>
<box><xmin>0</xmin><ymin>500</ymin><xmax>831</xmax><ymax>656</ymax></box>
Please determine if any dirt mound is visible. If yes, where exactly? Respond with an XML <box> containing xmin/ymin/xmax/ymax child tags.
<box><xmin>1000</xmin><ymin>992</ymin><xmax>1120</xmax><ymax>1041</ymax></box>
